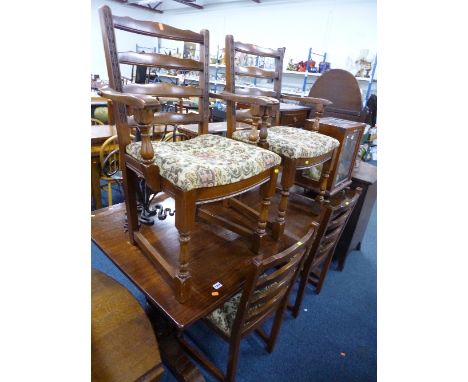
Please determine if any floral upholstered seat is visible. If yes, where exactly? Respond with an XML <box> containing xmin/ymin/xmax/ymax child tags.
<box><xmin>126</xmin><ymin>134</ymin><xmax>282</xmax><ymax>192</ymax></box>
<box><xmin>206</xmin><ymin>292</ymin><xmax>242</xmax><ymax>336</ymax></box>
<box><xmin>205</xmin><ymin>282</ymin><xmax>277</xmax><ymax>336</ymax></box>
<box><xmin>232</xmin><ymin>126</ymin><xmax>339</xmax><ymax>159</ymax></box>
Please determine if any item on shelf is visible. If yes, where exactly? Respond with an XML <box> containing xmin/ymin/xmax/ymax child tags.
<box><xmin>318</xmin><ymin>61</ymin><xmax>331</xmax><ymax>73</ymax></box>
<box><xmin>354</xmin><ymin>49</ymin><xmax>372</xmax><ymax>78</ymax></box>
<box><xmin>306</xmin><ymin>59</ymin><xmax>316</xmax><ymax>72</ymax></box>
<box><xmin>91</xmin><ymin>74</ymin><xmax>104</xmax><ymax>90</ymax></box>
<box><xmin>368</xmin><ymin>126</ymin><xmax>377</xmax><ymax>142</ymax></box>
<box><xmin>296</xmin><ymin>61</ymin><xmax>306</xmax><ymax>72</ymax></box>
<box><xmin>286</xmin><ymin>59</ymin><xmax>296</xmax><ymax>71</ymax></box>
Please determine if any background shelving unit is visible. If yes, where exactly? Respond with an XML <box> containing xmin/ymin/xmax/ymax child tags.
<box><xmin>301</xmin><ymin>48</ymin><xmax>327</xmax><ymax>92</ymax></box>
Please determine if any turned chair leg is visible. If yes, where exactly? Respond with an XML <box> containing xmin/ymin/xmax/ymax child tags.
<box><xmin>252</xmin><ymin>167</ymin><xmax>279</xmax><ymax>253</ymax></box>
<box><xmin>272</xmin><ymin>158</ymin><xmax>296</xmax><ymax>241</ymax></box>
<box><xmin>174</xmin><ymin>191</ymin><xmax>196</xmax><ymax>303</ymax></box>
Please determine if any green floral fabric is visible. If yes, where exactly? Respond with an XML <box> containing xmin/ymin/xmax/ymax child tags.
<box><xmin>302</xmin><ymin>164</ymin><xmax>323</xmax><ymax>181</ymax></box>
<box><xmin>205</xmin><ymin>282</ymin><xmax>279</xmax><ymax>336</ymax></box>
<box><xmin>206</xmin><ymin>292</ymin><xmax>242</xmax><ymax>336</ymax></box>
<box><xmin>232</xmin><ymin>126</ymin><xmax>339</xmax><ymax>159</ymax></box>
<box><xmin>126</xmin><ymin>134</ymin><xmax>281</xmax><ymax>191</ymax></box>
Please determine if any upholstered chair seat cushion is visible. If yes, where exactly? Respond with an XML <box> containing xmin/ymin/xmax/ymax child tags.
<box><xmin>205</xmin><ymin>282</ymin><xmax>278</xmax><ymax>336</ymax></box>
<box><xmin>232</xmin><ymin>126</ymin><xmax>339</xmax><ymax>159</ymax></box>
<box><xmin>126</xmin><ymin>134</ymin><xmax>281</xmax><ymax>192</ymax></box>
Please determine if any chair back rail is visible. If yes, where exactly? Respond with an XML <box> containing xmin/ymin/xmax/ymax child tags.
<box><xmin>123</xmin><ymin>83</ymin><xmax>202</xmax><ymax>98</ymax></box>
<box><xmin>113</xmin><ymin>15</ymin><xmax>204</xmax><ymax>43</ymax></box>
<box><xmin>233</xmin><ymin>41</ymin><xmax>283</xmax><ymax>58</ymax></box>
<box><xmin>235</xmin><ymin>87</ymin><xmax>277</xmax><ymax>99</ymax></box>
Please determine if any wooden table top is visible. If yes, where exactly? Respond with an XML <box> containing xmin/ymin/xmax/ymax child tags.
<box><xmin>92</xmin><ymin>269</ymin><xmax>164</xmax><ymax>381</ymax></box>
<box><xmin>91</xmin><ymin>189</ymin><xmax>320</xmax><ymax>329</ymax></box>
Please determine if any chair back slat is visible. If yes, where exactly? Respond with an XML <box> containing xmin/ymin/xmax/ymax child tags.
<box><xmin>327</xmin><ymin>209</ymin><xmax>352</xmax><ymax>230</ymax></box>
<box><xmin>235</xmin><ymin>66</ymin><xmax>278</xmax><ymax>79</ymax></box>
<box><xmin>118</xmin><ymin>52</ymin><xmax>204</xmax><ymax>71</ymax></box>
<box><xmin>321</xmin><ymin>225</ymin><xmax>342</xmax><ymax>245</ymax></box>
<box><xmin>243</xmin><ymin>291</ymin><xmax>286</xmax><ymax>328</ymax></box>
<box><xmin>113</xmin><ymin>15</ymin><xmax>204</xmax><ymax>43</ymax></box>
<box><xmin>234</xmin><ymin>41</ymin><xmax>283</xmax><ymax>58</ymax></box>
<box><xmin>256</xmin><ymin>252</ymin><xmax>302</xmax><ymax>289</ymax></box>
<box><xmin>123</xmin><ymin>83</ymin><xmax>202</xmax><ymax>98</ymax></box>
<box><xmin>152</xmin><ymin>112</ymin><xmax>202</xmax><ymax>125</ymax></box>
<box><xmin>235</xmin><ymin>87</ymin><xmax>277</xmax><ymax>98</ymax></box>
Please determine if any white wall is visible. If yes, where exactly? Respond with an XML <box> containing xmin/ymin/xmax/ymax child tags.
<box><xmin>92</xmin><ymin>0</ymin><xmax>376</xmax><ymax>81</ymax></box>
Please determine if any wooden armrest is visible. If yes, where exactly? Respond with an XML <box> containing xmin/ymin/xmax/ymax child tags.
<box><xmin>210</xmin><ymin>91</ymin><xmax>279</xmax><ymax>106</ymax></box>
<box><xmin>98</xmin><ymin>86</ymin><xmax>160</xmax><ymax>109</ymax></box>
<box><xmin>281</xmin><ymin>94</ymin><xmax>333</xmax><ymax>107</ymax></box>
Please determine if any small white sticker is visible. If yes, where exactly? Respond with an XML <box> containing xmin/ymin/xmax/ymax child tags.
<box><xmin>213</xmin><ymin>282</ymin><xmax>222</xmax><ymax>290</ymax></box>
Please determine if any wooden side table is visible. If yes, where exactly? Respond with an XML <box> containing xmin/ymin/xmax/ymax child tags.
<box><xmin>278</xmin><ymin>102</ymin><xmax>312</xmax><ymax>127</ymax></box>
<box><xmin>92</xmin><ymin>269</ymin><xmax>164</xmax><ymax>382</ymax></box>
<box><xmin>334</xmin><ymin>161</ymin><xmax>377</xmax><ymax>270</ymax></box>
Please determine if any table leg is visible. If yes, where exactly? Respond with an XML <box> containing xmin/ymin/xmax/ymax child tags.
<box><xmin>91</xmin><ymin>158</ymin><xmax>102</xmax><ymax>210</ymax></box>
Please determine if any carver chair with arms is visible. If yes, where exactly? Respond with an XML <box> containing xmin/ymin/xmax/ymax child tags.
<box><xmin>213</xmin><ymin>35</ymin><xmax>340</xmax><ymax>240</ymax></box>
<box><xmin>179</xmin><ymin>225</ymin><xmax>318</xmax><ymax>382</ymax></box>
<box><xmin>98</xmin><ymin>5</ymin><xmax>282</xmax><ymax>303</ymax></box>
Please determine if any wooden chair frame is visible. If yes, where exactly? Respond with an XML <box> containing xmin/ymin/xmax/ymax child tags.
<box><xmin>98</xmin><ymin>5</ymin><xmax>281</xmax><ymax>303</ymax></box>
<box><xmin>179</xmin><ymin>225</ymin><xmax>318</xmax><ymax>382</ymax></box>
<box><xmin>290</xmin><ymin>188</ymin><xmax>362</xmax><ymax>317</ymax></box>
<box><xmin>212</xmin><ymin>35</ymin><xmax>338</xmax><ymax>240</ymax></box>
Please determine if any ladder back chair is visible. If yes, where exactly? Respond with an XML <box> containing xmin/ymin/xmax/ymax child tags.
<box><xmin>218</xmin><ymin>35</ymin><xmax>340</xmax><ymax>239</ymax></box>
<box><xmin>179</xmin><ymin>225</ymin><xmax>318</xmax><ymax>382</ymax></box>
<box><xmin>98</xmin><ymin>5</ymin><xmax>282</xmax><ymax>303</ymax></box>
<box><xmin>290</xmin><ymin>187</ymin><xmax>362</xmax><ymax>317</ymax></box>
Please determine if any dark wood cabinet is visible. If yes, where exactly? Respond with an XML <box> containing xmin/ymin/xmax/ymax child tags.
<box><xmin>296</xmin><ymin>117</ymin><xmax>366</xmax><ymax>197</ymax></box>
<box><xmin>333</xmin><ymin>161</ymin><xmax>377</xmax><ymax>270</ymax></box>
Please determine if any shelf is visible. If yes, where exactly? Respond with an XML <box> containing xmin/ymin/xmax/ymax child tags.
<box><xmin>209</xmin><ymin>64</ymin><xmax>226</xmax><ymax>68</ymax></box>
<box><xmin>283</xmin><ymin>70</ymin><xmax>317</xmax><ymax>76</ymax></box>
<box><xmin>283</xmin><ymin>70</ymin><xmax>376</xmax><ymax>82</ymax></box>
